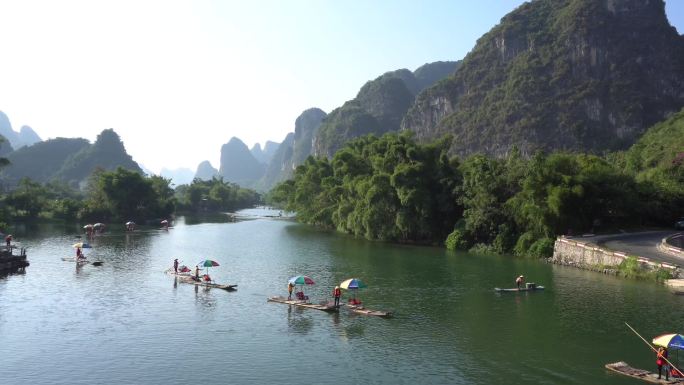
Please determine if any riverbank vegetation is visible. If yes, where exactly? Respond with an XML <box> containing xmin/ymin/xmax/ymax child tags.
<box><xmin>269</xmin><ymin>131</ymin><xmax>683</xmax><ymax>258</ymax></box>
<box><xmin>174</xmin><ymin>177</ymin><xmax>261</xmax><ymax>213</ymax></box>
<box><xmin>616</xmin><ymin>257</ymin><xmax>674</xmax><ymax>282</ymax></box>
<box><xmin>0</xmin><ymin>167</ymin><xmax>261</xmax><ymax>226</ymax></box>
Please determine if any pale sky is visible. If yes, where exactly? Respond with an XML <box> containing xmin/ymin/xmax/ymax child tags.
<box><xmin>0</xmin><ymin>0</ymin><xmax>683</xmax><ymax>174</ymax></box>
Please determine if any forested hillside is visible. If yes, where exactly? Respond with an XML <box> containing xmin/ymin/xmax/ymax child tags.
<box><xmin>403</xmin><ymin>0</ymin><xmax>684</xmax><ymax>157</ymax></box>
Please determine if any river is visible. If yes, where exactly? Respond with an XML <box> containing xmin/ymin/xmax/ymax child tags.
<box><xmin>1</xmin><ymin>208</ymin><xmax>683</xmax><ymax>385</ymax></box>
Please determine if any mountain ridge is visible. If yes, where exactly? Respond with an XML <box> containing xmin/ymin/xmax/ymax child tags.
<box><xmin>402</xmin><ymin>0</ymin><xmax>684</xmax><ymax>157</ymax></box>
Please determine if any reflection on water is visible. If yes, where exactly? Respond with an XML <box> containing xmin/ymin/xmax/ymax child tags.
<box><xmin>286</xmin><ymin>306</ymin><xmax>313</xmax><ymax>335</ymax></box>
<box><xmin>1</xmin><ymin>210</ymin><xmax>683</xmax><ymax>385</ymax></box>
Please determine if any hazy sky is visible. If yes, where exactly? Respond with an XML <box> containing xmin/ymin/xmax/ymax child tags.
<box><xmin>1</xmin><ymin>1</ymin><xmax>683</xmax><ymax>174</ymax></box>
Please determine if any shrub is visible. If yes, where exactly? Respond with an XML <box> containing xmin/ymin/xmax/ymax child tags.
<box><xmin>514</xmin><ymin>231</ymin><xmax>536</xmax><ymax>256</ymax></box>
<box><xmin>445</xmin><ymin>229</ymin><xmax>469</xmax><ymax>250</ymax></box>
<box><xmin>618</xmin><ymin>256</ymin><xmax>641</xmax><ymax>279</ymax></box>
<box><xmin>528</xmin><ymin>237</ymin><xmax>555</xmax><ymax>258</ymax></box>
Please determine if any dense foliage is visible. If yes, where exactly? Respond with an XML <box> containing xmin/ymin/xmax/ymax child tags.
<box><xmin>272</xmin><ymin>130</ymin><xmax>682</xmax><ymax>257</ymax></box>
<box><xmin>613</xmin><ymin>107</ymin><xmax>684</xmax><ymax>224</ymax></box>
<box><xmin>175</xmin><ymin>177</ymin><xmax>261</xmax><ymax>213</ymax></box>
<box><xmin>272</xmin><ymin>133</ymin><xmax>460</xmax><ymax>243</ymax></box>
<box><xmin>76</xmin><ymin>167</ymin><xmax>175</xmax><ymax>222</ymax></box>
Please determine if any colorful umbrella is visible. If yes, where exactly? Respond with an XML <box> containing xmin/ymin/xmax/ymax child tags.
<box><xmin>125</xmin><ymin>221</ymin><xmax>135</xmax><ymax>226</ymax></box>
<box><xmin>340</xmin><ymin>278</ymin><xmax>367</xmax><ymax>290</ymax></box>
<box><xmin>72</xmin><ymin>242</ymin><xmax>92</xmax><ymax>249</ymax></box>
<box><xmin>197</xmin><ymin>259</ymin><xmax>220</xmax><ymax>278</ymax></box>
<box><xmin>288</xmin><ymin>275</ymin><xmax>315</xmax><ymax>285</ymax></box>
<box><xmin>653</xmin><ymin>334</ymin><xmax>684</xmax><ymax>350</ymax></box>
<box><xmin>197</xmin><ymin>260</ymin><xmax>220</xmax><ymax>267</ymax></box>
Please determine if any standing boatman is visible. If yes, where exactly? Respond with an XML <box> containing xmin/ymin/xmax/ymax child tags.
<box><xmin>287</xmin><ymin>282</ymin><xmax>294</xmax><ymax>300</ymax></box>
<box><xmin>657</xmin><ymin>346</ymin><xmax>669</xmax><ymax>380</ymax></box>
<box><xmin>333</xmin><ymin>286</ymin><xmax>342</xmax><ymax>308</ymax></box>
<box><xmin>173</xmin><ymin>259</ymin><xmax>179</xmax><ymax>274</ymax></box>
<box><xmin>516</xmin><ymin>275</ymin><xmax>525</xmax><ymax>289</ymax></box>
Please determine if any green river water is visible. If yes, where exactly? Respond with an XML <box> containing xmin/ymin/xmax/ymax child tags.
<box><xmin>0</xmin><ymin>208</ymin><xmax>682</xmax><ymax>385</ymax></box>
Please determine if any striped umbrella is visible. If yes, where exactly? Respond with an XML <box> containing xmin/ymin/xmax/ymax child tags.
<box><xmin>197</xmin><ymin>259</ymin><xmax>220</xmax><ymax>278</ymax></box>
<box><xmin>288</xmin><ymin>275</ymin><xmax>315</xmax><ymax>286</ymax></box>
<box><xmin>340</xmin><ymin>278</ymin><xmax>367</xmax><ymax>289</ymax></box>
<box><xmin>653</xmin><ymin>334</ymin><xmax>684</xmax><ymax>349</ymax></box>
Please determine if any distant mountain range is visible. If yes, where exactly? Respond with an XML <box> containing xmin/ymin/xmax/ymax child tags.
<box><xmin>313</xmin><ymin>61</ymin><xmax>461</xmax><ymax>158</ymax></box>
<box><xmin>250</xmin><ymin>141</ymin><xmax>280</xmax><ymax>165</ymax></box>
<box><xmin>194</xmin><ymin>161</ymin><xmax>218</xmax><ymax>181</ymax></box>
<box><xmin>1</xmin><ymin>128</ymin><xmax>142</xmax><ymax>188</ymax></box>
<box><xmin>209</xmin><ymin>61</ymin><xmax>460</xmax><ymax>191</ymax></box>
<box><xmin>5</xmin><ymin>0</ymin><xmax>684</xmax><ymax>194</ymax></box>
<box><xmin>159</xmin><ymin>167</ymin><xmax>195</xmax><ymax>186</ymax></box>
<box><xmin>0</xmin><ymin>111</ymin><xmax>41</xmax><ymax>151</ymax></box>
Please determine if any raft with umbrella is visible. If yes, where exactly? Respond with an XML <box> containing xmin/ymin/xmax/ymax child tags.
<box><xmin>268</xmin><ymin>275</ymin><xmax>338</xmax><ymax>312</ymax></box>
<box><xmin>170</xmin><ymin>259</ymin><xmax>237</xmax><ymax>291</ymax></box>
<box><xmin>340</xmin><ymin>278</ymin><xmax>393</xmax><ymax>318</ymax></box>
<box><xmin>288</xmin><ymin>275</ymin><xmax>314</xmax><ymax>301</ymax></box>
<box><xmin>606</xmin><ymin>324</ymin><xmax>684</xmax><ymax>383</ymax></box>
<box><xmin>62</xmin><ymin>242</ymin><xmax>103</xmax><ymax>265</ymax></box>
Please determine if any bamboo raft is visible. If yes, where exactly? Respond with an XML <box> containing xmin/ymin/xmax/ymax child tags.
<box><xmin>346</xmin><ymin>304</ymin><xmax>393</xmax><ymax>318</ymax></box>
<box><xmin>494</xmin><ymin>285</ymin><xmax>545</xmax><ymax>292</ymax></box>
<box><xmin>61</xmin><ymin>257</ymin><xmax>103</xmax><ymax>266</ymax></box>
<box><xmin>605</xmin><ymin>361</ymin><xmax>684</xmax><ymax>383</ymax></box>
<box><xmin>267</xmin><ymin>296</ymin><xmax>339</xmax><ymax>312</ymax></box>
<box><xmin>175</xmin><ymin>275</ymin><xmax>237</xmax><ymax>291</ymax></box>
<box><xmin>164</xmin><ymin>268</ymin><xmax>192</xmax><ymax>277</ymax></box>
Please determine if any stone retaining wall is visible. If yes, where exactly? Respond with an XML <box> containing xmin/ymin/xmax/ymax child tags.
<box><xmin>552</xmin><ymin>237</ymin><xmax>679</xmax><ymax>275</ymax></box>
<box><xmin>661</xmin><ymin>233</ymin><xmax>684</xmax><ymax>258</ymax></box>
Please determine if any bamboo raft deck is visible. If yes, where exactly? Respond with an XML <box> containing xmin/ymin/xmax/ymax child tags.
<box><xmin>494</xmin><ymin>286</ymin><xmax>545</xmax><ymax>292</ymax></box>
<box><xmin>175</xmin><ymin>275</ymin><xmax>237</xmax><ymax>291</ymax></box>
<box><xmin>605</xmin><ymin>361</ymin><xmax>684</xmax><ymax>384</ymax></box>
<box><xmin>61</xmin><ymin>257</ymin><xmax>103</xmax><ymax>266</ymax></box>
<box><xmin>267</xmin><ymin>296</ymin><xmax>339</xmax><ymax>312</ymax></box>
<box><xmin>346</xmin><ymin>304</ymin><xmax>393</xmax><ymax>318</ymax></box>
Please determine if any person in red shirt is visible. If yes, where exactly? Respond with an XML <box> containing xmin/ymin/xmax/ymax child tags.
<box><xmin>333</xmin><ymin>286</ymin><xmax>342</xmax><ymax>307</ymax></box>
<box><xmin>657</xmin><ymin>347</ymin><xmax>669</xmax><ymax>380</ymax></box>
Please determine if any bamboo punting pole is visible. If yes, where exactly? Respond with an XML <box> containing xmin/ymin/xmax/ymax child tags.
<box><xmin>625</xmin><ymin>322</ymin><xmax>683</xmax><ymax>376</ymax></box>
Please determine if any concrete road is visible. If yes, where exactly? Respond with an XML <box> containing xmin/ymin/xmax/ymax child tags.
<box><xmin>575</xmin><ymin>230</ymin><xmax>683</xmax><ymax>266</ymax></box>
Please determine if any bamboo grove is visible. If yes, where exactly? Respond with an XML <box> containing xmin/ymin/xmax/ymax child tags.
<box><xmin>269</xmin><ymin>132</ymin><xmax>683</xmax><ymax>257</ymax></box>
